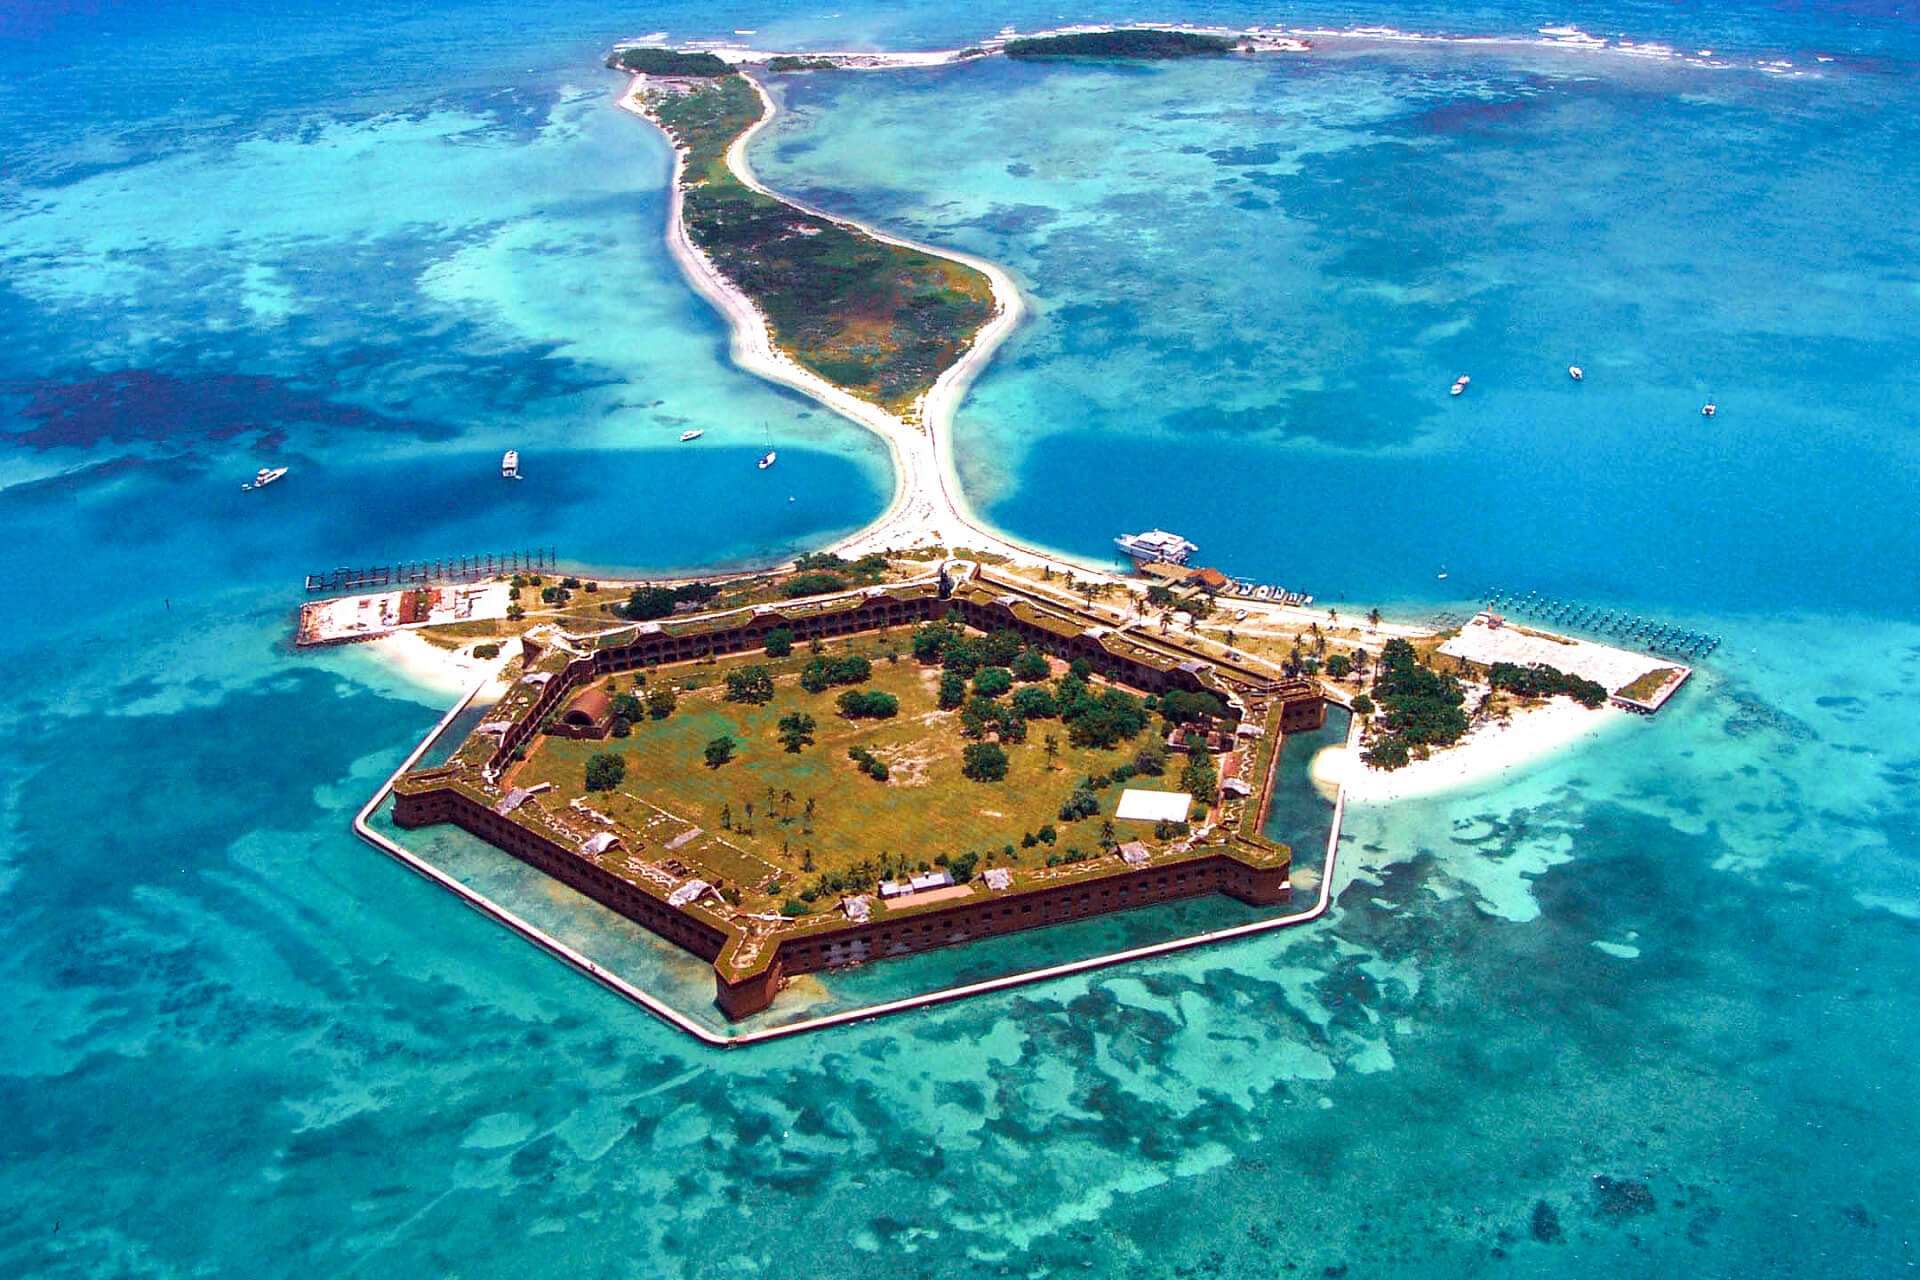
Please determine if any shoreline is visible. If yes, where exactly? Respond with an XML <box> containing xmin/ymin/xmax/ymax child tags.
<box><xmin>1312</xmin><ymin>699</ymin><xmax>1623</xmax><ymax>805</ymax></box>
<box><xmin>364</xmin><ymin>630</ymin><xmax>515</xmax><ymax>700</ymax></box>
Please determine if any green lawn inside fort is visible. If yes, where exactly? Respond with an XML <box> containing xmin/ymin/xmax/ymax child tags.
<box><xmin>509</xmin><ymin>638</ymin><xmax>1168</xmax><ymax>908</ymax></box>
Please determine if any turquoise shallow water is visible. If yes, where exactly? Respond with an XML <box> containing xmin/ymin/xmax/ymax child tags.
<box><xmin>4</xmin><ymin>1</ymin><xmax>1920</xmax><ymax>1275</ymax></box>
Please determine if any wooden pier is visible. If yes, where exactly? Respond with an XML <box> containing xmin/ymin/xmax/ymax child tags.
<box><xmin>305</xmin><ymin>548</ymin><xmax>555</xmax><ymax>594</ymax></box>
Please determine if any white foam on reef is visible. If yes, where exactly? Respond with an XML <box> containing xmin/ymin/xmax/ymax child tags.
<box><xmin>1282</xmin><ymin>22</ymin><xmax>1802</xmax><ymax>77</ymax></box>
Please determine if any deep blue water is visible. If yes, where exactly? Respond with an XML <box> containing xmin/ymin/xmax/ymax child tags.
<box><xmin>5</xmin><ymin>1</ymin><xmax>1920</xmax><ymax>1275</ymax></box>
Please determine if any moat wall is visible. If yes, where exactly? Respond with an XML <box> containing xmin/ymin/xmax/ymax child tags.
<box><xmin>395</xmin><ymin>781</ymin><xmax>1288</xmax><ymax>1018</ymax></box>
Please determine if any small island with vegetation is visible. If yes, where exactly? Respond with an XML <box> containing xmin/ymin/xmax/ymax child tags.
<box><xmin>1003</xmin><ymin>29</ymin><xmax>1243</xmax><ymax>60</ymax></box>
<box><xmin>615</xmin><ymin>59</ymin><xmax>998</xmax><ymax>414</ymax></box>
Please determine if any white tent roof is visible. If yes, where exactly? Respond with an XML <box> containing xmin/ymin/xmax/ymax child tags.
<box><xmin>1114</xmin><ymin>789</ymin><xmax>1193</xmax><ymax>823</ymax></box>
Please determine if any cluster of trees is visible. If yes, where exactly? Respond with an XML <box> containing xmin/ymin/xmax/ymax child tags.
<box><xmin>763</xmin><ymin>626</ymin><xmax>794</xmax><ymax>657</ymax></box>
<box><xmin>623</xmin><ymin>581</ymin><xmax>720</xmax><ymax>620</ymax></box>
<box><xmin>962</xmin><ymin>741</ymin><xmax>1009</xmax><ymax>782</ymax></box>
<box><xmin>973</xmin><ymin>666</ymin><xmax>1013</xmax><ymax>698</ymax></box>
<box><xmin>1324</xmin><ymin>650</ymin><xmax>1369</xmax><ymax>681</ymax></box>
<box><xmin>1488</xmin><ymin>662</ymin><xmax>1608</xmax><ymax>708</ymax></box>
<box><xmin>723</xmin><ymin>665</ymin><xmax>776</xmax><ymax>705</ymax></box>
<box><xmin>1003</xmin><ymin>29</ymin><xmax>1238</xmax><ymax>59</ymax></box>
<box><xmin>1362</xmin><ymin>639</ymin><xmax>1469</xmax><ymax>770</ymax></box>
<box><xmin>767</xmin><ymin>55</ymin><xmax>841</xmax><ymax>72</ymax></box>
<box><xmin>611</xmin><ymin>47</ymin><xmax>734</xmax><ymax>76</ymax></box>
<box><xmin>608</xmin><ymin>685</ymin><xmax>676</xmax><ymax>732</ymax></box>
<box><xmin>1157</xmin><ymin>690</ymin><xmax>1227</xmax><ymax>726</ymax></box>
<box><xmin>846</xmin><ymin>744</ymin><xmax>890</xmax><ymax>781</ymax></box>
<box><xmin>793</xmin><ymin>550</ymin><xmax>888</xmax><ymax>583</ymax></box>
<box><xmin>1054</xmin><ymin>673</ymin><xmax>1151</xmax><ymax>749</ymax></box>
<box><xmin>1179</xmin><ymin>748</ymin><xmax>1219</xmax><ymax>805</ymax></box>
<box><xmin>836</xmin><ymin>689</ymin><xmax>898</xmax><ymax>719</ymax></box>
<box><xmin>584</xmin><ymin>752</ymin><xmax>625</xmax><ymax>792</ymax></box>
<box><xmin>704</xmin><ymin>735</ymin><xmax>737</xmax><ymax>768</ymax></box>
<box><xmin>913</xmin><ymin>622</ymin><xmax>1155</xmax><ymax>766</ymax></box>
<box><xmin>799</xmin><ymin>654</ymin><xmax>871</xmax><ymax>693</ymax></box>
<box><xmin>781</xmin><ymin>572</ymin><xmax>847</xmax><ymax>598</ymax></box>
<box><xmin>911</xmin><ymin>623</ymin><xmax>1042</xmax><ymax>678</ymax></box>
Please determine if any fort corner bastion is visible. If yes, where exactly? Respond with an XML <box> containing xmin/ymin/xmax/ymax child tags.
<box><xmin>390</xmin><ymin>562</ymin><xmax>1324</xmax><ymax>1019</ymax></box>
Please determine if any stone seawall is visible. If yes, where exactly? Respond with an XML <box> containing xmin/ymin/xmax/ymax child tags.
<box><xmin>395</xmin><ymin>781</ymin><xmax>1287</xmax><ymax>1018</ymax></box>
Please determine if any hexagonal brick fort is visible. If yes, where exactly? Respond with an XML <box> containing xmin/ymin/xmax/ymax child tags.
<box><xmin>392</xmin><ymin>562</ymin><xmax>1324</xmax><ymax>1018</ymax></box>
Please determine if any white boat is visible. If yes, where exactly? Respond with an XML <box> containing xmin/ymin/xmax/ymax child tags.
<box><xmin>679</xmin><ymin>430</ymin><xmax>703</xmax><ymax>442</ymax></box>
<box><xmin>1450</xmin><ymin>374</ymin><xmax>1470</xmax><ymax>396</ymax></box>
<box><xmin>1569</xmin><ymin>365</ymin><xmax>1584</xmax><ymax>381</ymax></box>
<box><xmin>758</xmin><ymin>450</ymin><xmax>777</xmax><ymax>470</ymax></box>
<box><xmin>1115</xmin><ymin>529</ymin><xmax>1199</xmax><ymax>566</ymax></box>
<box><xmin>502</xmin><ymin>450</ymin><xmax>520</xmax><ymax>479</ymax></box>
<box><xmin>1701</xmin><ymin>399</ymin><xmax>1717</xmax><ymax>418</ymax></box>
<box><xmin>242</xmin><ymin>466</ymin><xmax>288</xmax><ymax>491</ymax></box>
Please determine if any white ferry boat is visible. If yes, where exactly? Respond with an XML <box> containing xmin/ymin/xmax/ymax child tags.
<box><xmin>758</xmin><ymin>450</ymin><xmax>777</xmax><ymax>470</ymax></box>
<box><xmin>1115</xmin><ymin>529</ymin><xmax>1198</xmax><ymax>566</ymax></box>
<box><xmin>243</xmin><ymin>466</ymin><xmax>288</xmax><ymax>491</ymax></box>
<box><xmin>501</xmin><ymin>450</ymin><xmax>520</xmax><ymax>479</ymax></box>
<box><xmin>1450</xmin><ymin>374</ymin><xmax>1471</xmax><ymax>397</ymax></box>
<box><xmin>679</xmin><ymin>430</ymin><xmax>703</xmax><ymax>442</ymax></box>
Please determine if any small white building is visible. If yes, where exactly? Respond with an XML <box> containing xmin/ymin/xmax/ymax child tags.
<box><xmin>1114</xmin><ymin>789</ymin><xmax>1193</xmax><ymax>824</ymax></box>
<box><xmin>983</xmin><ymin>868</ymin><xmax>1013</xmax><ymax>891</ymax></box>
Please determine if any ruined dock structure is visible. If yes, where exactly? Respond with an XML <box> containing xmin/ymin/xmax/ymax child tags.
<box><xmin>389</xmin><ymin>562</ymin><xmax>1324</xmax><ymax>1018</ymax></box>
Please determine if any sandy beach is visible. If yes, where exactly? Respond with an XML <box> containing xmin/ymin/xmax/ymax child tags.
<box><xmin>366</xmin><ymin>630</ymin><xmax>516</xmax><ymax>699</ymax></box>
<box><xmin>1313</xmin><ymin>699</ymin><xmax>1624</xmax><ymax>804</ymax></box>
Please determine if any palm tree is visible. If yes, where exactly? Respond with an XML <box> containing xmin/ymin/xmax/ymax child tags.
<box><xmin>1367</xmin><ymin>607</ymin><xmax>1381</xmax><ymax>628</ymax></box>
<box><xmin>1044</xmin><ymin>733</ymin><xmax>1060</xmax><ymax>769</ymax></box>
<box><xmin>1225</xmin><ymin>628</ymin><xmax>1237</xmax><ymax>652</ymax></box>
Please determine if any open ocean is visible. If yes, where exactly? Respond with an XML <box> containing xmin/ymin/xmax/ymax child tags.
<box><xmin>4</xmin><ymin>0</ymin><xmax>1918</xmax><ymax>1274</ymax></box>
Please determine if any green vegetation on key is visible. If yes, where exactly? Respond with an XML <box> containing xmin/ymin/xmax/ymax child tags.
<box><xmin>1362</xmin><ymin>638</ymin><xmax>1469</xmax><ymax>771</ymax></box>
<box><xmin>646</xmin><ymin>74</ymin><xmax>997</xmax><ymax>412</ymax></box>
<box><xmin>1003</xmin><ymin>30</ymin><xmax>1240</xmax><ymax>60</ymax></box>
<box><xmin>612</xmin><ymin>47</ymin><xmax>734</xmax><ymax>77</ymax></box>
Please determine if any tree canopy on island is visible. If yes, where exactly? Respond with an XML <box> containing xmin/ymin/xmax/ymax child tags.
<box><xmin>584</xmin><ymin>752</ymin><xmax>626</xmax><ymax>792</ymax></box>
<box><xmin>1362</xmin><ymin>638</ymin><xmax>1468</xmax><ymax>771</ymax></box>
<box><xmin>1488</xmin><ymin>662</ymin><xmax>1609</xmax><ymax>708</ymax></box>
<box><xmin>612</xmin><ymin>47</ymin><xmax>734</xmax><ymax>77</ymax></box>
<box><xmin>1003</xmin><ymin>30</ymin><xmax>1240</xmax><ymax>60</ymax></box>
